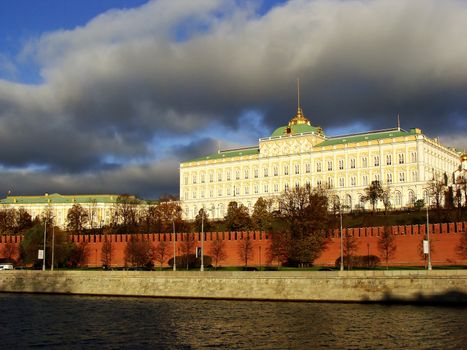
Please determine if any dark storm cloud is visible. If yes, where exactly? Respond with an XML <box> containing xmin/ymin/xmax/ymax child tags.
<box><xmin>171</xmin><ymin>138</ymin><xmax>218</xmax><ymax>162</ymax></box>
<box><xmin>0</xmin><ymin>159</ymin><xmax>180</xmax><ymax>199</ymax></box>
<box><xmin>0</xmin><ymin>0</ymin><xmax>466</xmax><ymax>198</ymax></box>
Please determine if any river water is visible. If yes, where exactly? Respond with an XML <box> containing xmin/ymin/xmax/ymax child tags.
<box><xmin>0</xmin><ymin>293</ymin><xmax>465</xmax><ymax>349</ymax></box>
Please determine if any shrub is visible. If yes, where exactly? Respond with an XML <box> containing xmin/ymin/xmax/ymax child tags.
<box><xmin>335</xmin><ymin>255</ymin><xmax>380</xmax><ymax>269</ymax></box>
<box><xmin>168</xmin><ymin>254</ymin><xmax>212</xmax><ymax>269</ymax></box>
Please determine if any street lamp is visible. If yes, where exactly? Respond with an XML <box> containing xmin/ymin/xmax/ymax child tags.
<box><xmin>340</xmin><ymin>204</ymin><xmax>344</xmax><ymax>271</ymax></box>
<box><xmin>172</xmin><ymin>219</ymin><xmax>176</xmax><ymax>271</ymax></box>
<box><xmin>426</xmin><ymin>196</ymin><xmax>432</xmax><ymax>270</ymax></box>
<box><xmin>51</xmin><ymin>222</ymin><xmax>55</xmax><ymax>271</ymax></box>
<box><xmin>200</xmin><ymin>208</ymin><xmax>204</xmax><ymax>272</ymax></box>
<box><xmin>42</xmin><ymin>222</ymin><xmax>47</xmax><ymax>271</ymax></box>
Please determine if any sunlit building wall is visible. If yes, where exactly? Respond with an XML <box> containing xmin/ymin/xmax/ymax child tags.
<box><xmin>0</xmin><ymin>193</ymin><xmax>121</xmax><ymax>229</ymax></box>
<box><xmin>180</xmin><ymin>105</ymin><xmax>461</xmax><ymax>220</ymax></box>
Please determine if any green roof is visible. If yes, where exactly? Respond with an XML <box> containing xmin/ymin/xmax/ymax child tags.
<box><xmin>316</xmin><ymin>128</ymin><xmax>417</xmax><ymax>147</ymax></box>
<box><xmin>271</xmin><ymin>124</ymin><xmax>323</xmax><ymax>137</ymax></box>
<box><xmin>0</xmin><ymin>193</ymin><xmax>120</xmax><ymax>205</ymax></box>
<box><xmin>183</xmin><ymin>147</ymin><xmax>259</xmax><ymax>163</ymax></box>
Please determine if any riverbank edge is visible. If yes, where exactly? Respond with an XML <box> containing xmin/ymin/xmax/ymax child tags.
<box><xmin>1</xmin><ymin>270</ymin><xmax>466</xmax><ymax>304</ymax></box>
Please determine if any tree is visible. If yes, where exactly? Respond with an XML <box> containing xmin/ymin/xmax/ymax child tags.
<box><xmin>141</xmin><ymin>204</ymin><xmax>158</xmax><ymax>233</ymax></box>
<box><xmin>69</xmin><ymin>241</ymin><xmax>90</xmax><ymax>268</ymax></box>
<box><xmin>362</xmin><ymin>180</ymin><xmax>385</xmax><ymax>213</ymax></box>
<box><xmin>0</xmin><ymin>208</ymin><xmax>16</xmax><ymax>234</ymax></box>
<box><xmin>238</xmin><ymin>234</ymin><xmax>253</xmax><ymax>267</ymax></box>
<box><xmin>343</xmin><ymin>233</ymin><xmax>358</xmax><ymax>270</ymax></box>
<box><xmin>112</xmin><ymin>194</ymin><xmax>141</xmax><ymax>233</ymax></box>
<box><xmin>124</xmin><ymin>236</ymin><xmax>153</xmax><ymax>268</ymax></box>
<box><xmin>19</xmin><ymin>224</ymin><xmax>45</xmax><ymax>267</ymax></box>
<box><xmin>378</xmin><ymin>226</ymin><xmax>397</xmax><ymax>269</ymax></box>
<box><xmin>20</xmin><ymin>224</ymin><xmax>73</xmax><ymax>268</ymax></box>
<box><xmin>210</xmin><ymin>237</ymin><xmax>226</xmax><ymax>269</ymax></box>
<box><xmin>458</xmin><ymin>176</ymin><xmax>467</xmax><ymax>207</ymax></box>
<box><xmin>155</xmin><ymin>198</ymin><xmax>184</xmax><ymax>233</ymax></box>
<box><xmin>427</xmin><ymin>178</ymin><xmax>446</xmax><ymax>209</ymax></box>
<box><xmin>414</xmin><ymin>199</ymin><xmax>425</xmax><ymax>211</ymax></box>
<box><xmin>154</xmin><ymin>240</ymin><xmax>169</xmax><ymax>269</ymax></box>
<box><xmin>16</xmin><ymin>208</ymin><xmax>32</xmax><ymax>233</ymax></box>
<box><xmin>180</xmin><ymin>233</ymin><xmax>196</xmax><ymax>270</ymax></box>
<box><xmin>267</xmin><ymin>233</ymin><xmax>288</xmax><ymax>267</ymax></box>
<box><xmin>381</xmin><ymin>187</ymin><xmax>392</xmax><ymax>214</ymax></box>
<box><xmin>194</xmin><ymin>208</ymin><xmax>211</xmax><ymax>233</ymax></box>
<box><xmin>252</xmin><ymin>197</ymin><xmax>274</xmax><ymax>231</ymax></box>
<box><xmin>67</xmin><ymin>203</ymin><xmax>89</xmax><ymax>233</ymax></box>
<box><xmin>87</xmin><ymin>199</ymin><xmax>97</xmax><ymax>230</ymax></box>
<box><xmin>277</xmin><ymin>185</ymin><xmax>333</xmax><ymax>267</ymax></box>
<box><xmin>456</xmin><ymin>231</ymin><xmax>467</xmax><ymax>259</ymax></box>
<box><xmin>41</xmin><ymin>205</ymin><xmax>54</xmax><ymax>227</ymax></box>
<box><xmin>224</xmin><ymin>202</ymin><xmax>251</xmax><ymax>231</ymax></box>
<box><xmin>101</xmin><ymin>233</ymin><xmax>113</xmax><ymax>268</ymax></box>
<box><xmin>1</xmin><ymin>241</ymin><xmax>17</xmax><ymax>263</ymax></box>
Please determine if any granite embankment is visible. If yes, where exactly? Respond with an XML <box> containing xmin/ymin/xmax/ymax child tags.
<box><xmin>1</xmin><ymin>270</ymin><xmax>466</xmax><ymax>304</ymax></box>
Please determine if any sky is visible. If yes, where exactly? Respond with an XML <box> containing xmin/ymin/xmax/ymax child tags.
<box><xmin>0</xmin><ymin>0</ymin><xmax>466</xmax><ymax>200</ymax></box>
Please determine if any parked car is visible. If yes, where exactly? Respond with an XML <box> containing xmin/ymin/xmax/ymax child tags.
<box><xmin>0</xmin><ymin>263</ymin><xmax>14</xmax><ymax>270</ymax></box>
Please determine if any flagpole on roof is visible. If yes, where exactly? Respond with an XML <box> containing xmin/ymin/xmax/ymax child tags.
<box><xmin>297</xmin><ymin>78</ymin><xmax>300</xmax><ymax>110</ymax></box>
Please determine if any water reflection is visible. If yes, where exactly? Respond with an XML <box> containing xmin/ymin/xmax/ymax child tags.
<box><xmin>0</xmin><ymin>293</ymin><xmax>465</xmax><ymax>349</ymax></box>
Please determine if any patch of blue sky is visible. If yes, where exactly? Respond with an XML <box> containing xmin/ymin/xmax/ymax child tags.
<box><xmin>172</xmin><ymin>17</ymin><xmax>213</xmax><ymax>43</ymax></box>
<box><xmin>172</xmin><ymin>0</ymin><xmax>288</xmax><ymax>43</ymax></box>
<box><xmin>192</xmin><ymin>109</ymin><xmax>267</xmax><ymax>148</ymax></box>
<box><xmin>0</xmin><ymin>163</ymin><xmax>50</xmax><ymax>173</ymax></box>
<box><xmin>254</xmin><ymin>0</ymin><xmax>288</xmax><ymax>16</ymax></box>
<box><xmin>151</xmin><ymin>109</ymin><xmax>268</xmax><ymax>153</ymax></box>
<box><xmin>0</xmin><ymin>0</ymin><xmax>149</xmax><ymax>84</ymax></box>
<box><xmin>100</xmin><ymin>152</ymin><xmax>156</xmax><ymax>168</ymax></box>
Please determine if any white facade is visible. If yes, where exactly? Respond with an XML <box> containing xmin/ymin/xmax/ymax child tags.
<box><xmin>180</xmin><ymin>108</ymin><xmax>461</xmax><ymax>220</ymax></box>
<box><xmin>0</xmin><ymin>193</ymin><xmax>122</xmax><ymax>229</ymax></box>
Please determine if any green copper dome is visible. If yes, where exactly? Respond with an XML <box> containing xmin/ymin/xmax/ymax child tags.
<box><xmin>271</xmin><ymin>123</ymin><xmax>323</xmax><ymax>137</ymax></box>
<box><xmin>270</xmin><ymin>105</ymin><xmax>324</xmax><ymax>137</ymax></box>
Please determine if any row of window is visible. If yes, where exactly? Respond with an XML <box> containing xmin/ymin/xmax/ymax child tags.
<box><xmin>185</xmin><ymin>152</ymin><xmax>417</xmax><ymax>185</ymax></box>
<box><xmin>186</xmin><ymin>188</ymin><xmax>423</xmax><ymax>218</ymax></box>
<box><xmin>185</xmin><ymin>171</ymin><xmax>418</xmax><ymax>200</ymax></box>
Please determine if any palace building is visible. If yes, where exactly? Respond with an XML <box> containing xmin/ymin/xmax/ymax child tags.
<box><xmin>0</xmin><ymin>193</ymin><xmax>122</xmax><ymax>229</ymax></box>
<box><xmin>180</xmin><ymin>102</ymin><xmax>462</xmax><ymax>220</ymax></box>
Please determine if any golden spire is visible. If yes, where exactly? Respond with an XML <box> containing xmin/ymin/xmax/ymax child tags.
<box><xmin>297</xmin><ymin>77</ymin><xmax>300</xmax><ymax>111</ymax></box>
<box><xmin>288</xmin><ymin>78</ymin><xmax>310</xmax><ymax>127</ymax></box>
<box><xmin>397</xmin><ymin>113</ymin><xmax>400</xmax><ymax>130</ymax></box>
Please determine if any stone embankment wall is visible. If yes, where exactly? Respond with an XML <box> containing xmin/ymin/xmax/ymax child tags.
<box><xmin>0</xmin><ymin>222</ymin><xmax>466</xmax><ymax>267</ymax></box>
<box><xmin>0</xmin><ymin>270</ymin><xmax>466</xmax><ymax>304</ymax></box>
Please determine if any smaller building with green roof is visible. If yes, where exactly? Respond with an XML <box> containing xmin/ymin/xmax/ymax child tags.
<box><xmin>0</xmin><ymin>193</ymin><xmax>132</xmax><ymax>229</ymax></box>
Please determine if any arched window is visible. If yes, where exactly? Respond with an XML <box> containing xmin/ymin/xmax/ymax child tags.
<box><xmin>346</xmin><ymin>194</ymin><xmax>352</xmax><ymax>209</ymax></box>
<box><xmin>394</xmin><ymin>191</ymin><xmax>402</xmax><ymax>207</ymax></box>
<box><xmin>408</xmin><ymin>190</ymin><xmax>415</xmax><ymax>205</ymax></box>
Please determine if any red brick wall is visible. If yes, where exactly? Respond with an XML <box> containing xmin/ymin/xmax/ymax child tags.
<box><xmin>315</xmin><ymin>222</ymin><xmax>467</xmax><ymax>266</ymax></box>
<box><xmin>1</xmin><ymin>222</ymin><xmax>465</xmax><ymax>267</ymax></box>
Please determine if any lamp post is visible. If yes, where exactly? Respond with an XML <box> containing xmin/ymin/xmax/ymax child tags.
<box><xmin>51</xmin><ymin>222</ymin><xmax>55</xmax><ymax>271</ymax></box>
<box><xmin>426</xmin><ymin>197</ymin><xmax>432</xmax><ymax>270</ymax></box>
<box><xmin>42</xmin><ymin>222</ymin><xmax>47</xmax><ymax>271</ymax></box>
<box><xmin>172</xmin><ymin>220</ymin><xmax>176</xmax><ymax>271</ymax></box>
<box><xmin>340</xmin><ymin>204</ymin><xmax>344</xmax><ymax>271</ymax></box>
<box><xmin>200</xmin><ymin>208</ymin><xmax>204</xmax><ymax>272</ymax></box>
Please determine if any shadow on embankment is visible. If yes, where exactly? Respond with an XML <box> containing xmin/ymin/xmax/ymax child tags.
<box><xmin>376</xmin><ymin>289</ymin><xmax>467</xmax><ymax>306</ymax></box>
<box><xmin>4</xmin><ymin>271</ymin><xmax>75</xmax><ymax>296</ymax></box>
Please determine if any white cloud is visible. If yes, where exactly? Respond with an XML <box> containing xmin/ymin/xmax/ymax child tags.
<box><xmin>0</xmin><ymin>0</ymin><xmax>466</xmax><ymax>197</ymax></box>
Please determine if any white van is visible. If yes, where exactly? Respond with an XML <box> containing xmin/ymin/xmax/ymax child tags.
<box><xmin>0</xmin><ymin>264</ymin><xmax>14</xmax><ymax>270</ymax></box>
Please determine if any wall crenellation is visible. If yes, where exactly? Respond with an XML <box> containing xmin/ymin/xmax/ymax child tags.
<box><xmin>0</xmin><ymin>222</ymin><xmax>465</xmax><ymax>267</ymax></box>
